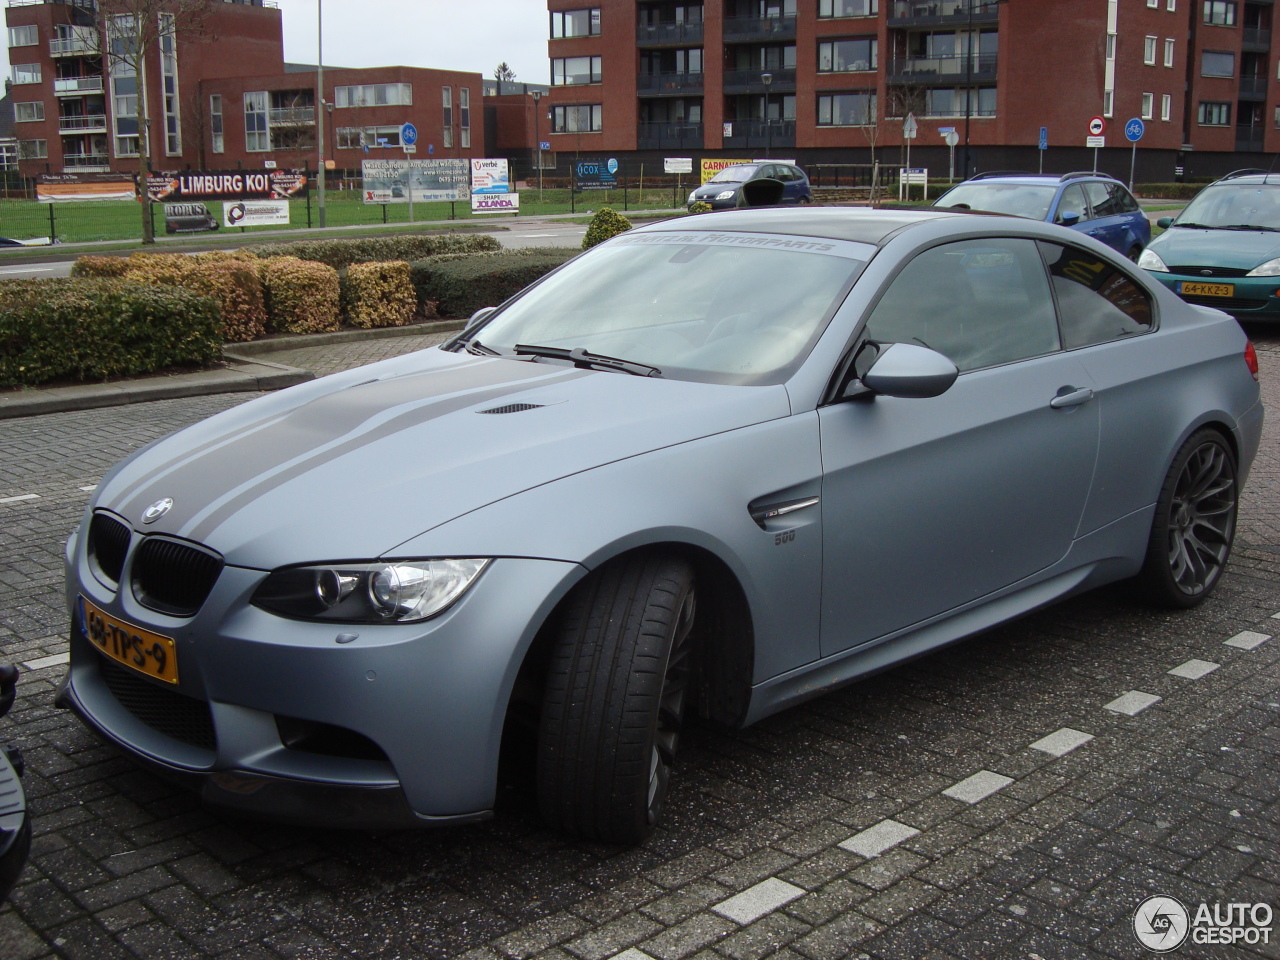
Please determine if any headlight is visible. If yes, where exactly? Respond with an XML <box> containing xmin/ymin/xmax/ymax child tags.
<box><xmin>1246</xmin><ymin>257</ymin><xmax>1280</xmax><ymax>276</ymax></box>
<box><xmin>252</xmin><ymin>558</ymin><xmax>490</xmax><ymax>623</ymax></box>
<box><xmin>688</xmin><ymin>191</ymin><xmax>698</xmax><ymax>203</ymax></box>
<box><xmin>715</xmin><ymin>190</ymin><xmax>736</xmax><ymax>201</ymax></box>
<box><xmin>1137</xmin><ymin>248</ymin><xmax>1169</xmax><ymax>272</ymax></box>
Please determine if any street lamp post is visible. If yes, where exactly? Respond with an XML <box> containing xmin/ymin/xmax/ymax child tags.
<box><xmin>531</xmin><ymin>89</ymin><xmax>544</xmax><ymax>200</ymax></box>
<box><xmin>761</xmin><ymin>72</ymin><xmax>772</xmax><ymax>158</ymax></box>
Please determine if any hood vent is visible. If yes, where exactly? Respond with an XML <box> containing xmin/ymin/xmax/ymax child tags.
<box><xmin>477</xmin><ymin>403</ymin><xmax>545</xmax><ymax>415</ymax></box>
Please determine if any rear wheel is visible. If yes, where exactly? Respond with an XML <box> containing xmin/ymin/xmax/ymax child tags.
<box><xmin>1128</xmin><ymin>244</ymin><xmax>1143</xmax><ymax>262</ymax></box>
<box><xmin>537</xmin><ymin>552</ymin><xmax>696</xmax><ymax>843</ymax></box>
<box><xmin>1135</xmin><ymin>429</ymin><xmax>1237</xmax><ymax>608</ymax></box>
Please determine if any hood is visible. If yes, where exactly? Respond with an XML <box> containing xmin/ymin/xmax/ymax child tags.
<box><xmin>94</xmin><ymin>348</ymin><xmax>790</xmax><ymax>568</ymax></box>
<box><xmin>693</xmin><ymin>182</ymin><xmax>741</xmax><ymax>197</ymax></box>
<box><xmin>1149</xmin><ymin>225</ymin><xmax>1280</xmax><ymax>270</ymax></box>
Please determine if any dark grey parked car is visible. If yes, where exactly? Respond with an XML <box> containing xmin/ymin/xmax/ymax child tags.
<box><xmin>60</xmin><ymin>208</ymin><xmax>1262</xmax><ymax>843</ymax></box>
<box><xmin>688</xmin><ymin>162</ymin><xmax>812</xmax><ymax>209</ymax></box>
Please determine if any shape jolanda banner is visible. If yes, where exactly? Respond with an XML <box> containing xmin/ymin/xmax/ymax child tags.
<box><xmin>146</xmin><ymin>169</ymin><xmax>308</xmax><ymax>204</ymax></box>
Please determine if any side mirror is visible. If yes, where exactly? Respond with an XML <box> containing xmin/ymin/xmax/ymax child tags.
<box><xmin>1058</xmin><ymin>211</ymin><xmax>1081</xmax><ymax>227</ymax></box>
<box><xmin>464</xmin><ymin>306</ymin><xmax>496</xmax><ymax>333</ymax></box>
<box><xmin>1157</xmin><ymin>216</ymin><xmax>1174</xmax><ymax>229</ymax></box>
<box><xmin>848</xmin><ymin>342</ymin><xmax>958</xmax><ymax>400</ymax></box>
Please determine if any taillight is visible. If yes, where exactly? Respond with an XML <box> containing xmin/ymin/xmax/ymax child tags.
<box><xmin>1245</xmin><ymin>341</ymin><xmax>1260</xmax><ymax>381</ymax></box>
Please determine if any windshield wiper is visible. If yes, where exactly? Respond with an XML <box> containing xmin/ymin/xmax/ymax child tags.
<box><xmin>1171</xmin><ymin>221</ymin><xmax>1214</xmax><ymax>229</ymax></box>
<box><xmin>464</xmin><ymin>339</ymin><xmax>501</xmax><ymax>356</ymax></box>
<box><xmin>1215</xmin><ymin>223</ymin><xmax>1280</xmax><ymax>232</ymax></box>
<box><xmin>514</xmin><ymin>344</ymin><xmax>662</xmax><ymax>377</ymax></box>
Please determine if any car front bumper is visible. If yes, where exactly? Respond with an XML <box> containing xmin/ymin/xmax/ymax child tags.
<box><xmin>1151</xmin><ymin>272</ymin><xmax>1280</xmax><ymax>321</ymax></box>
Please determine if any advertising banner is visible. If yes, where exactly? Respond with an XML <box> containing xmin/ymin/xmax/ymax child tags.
<box><xmin>664</xmin><ymin>158</ymin><xmax>694</xmax><ymax>174</ymax></box>
<box><xmin>471</xmin><ymin>158</ymin><xmax>510</xmax><ymax>194</ymax></box>
<box><xmin>224</xmin><ymin>199</ymin><xmax>290</xmax><ymax>228</ymax></box>
<box><xmin>361</xmin><ymin>159</ymin><xmax>469</xmax><ymax>203</ymax></box>
<box><xmin>162</xmin><ymin>202</ymin><xmax>218</xmax><ymax>235</ymax></box>
<box><xmin>700</xmin><ymin>159</ymin><xmax>753</xmax><ymax>184</ymax></box>
<box><xmin>147</xmin><ymin>169</ymin><xmax>307</xmax><ymax>203</ymax></box>
<box><xmin>471</xmin><ymin>193</ymin><xmax>520</xmax><ymax>215</ymax></box>
<box><xmin>37</xmin><ymin>173</ymin><xmax>136</xmax><ymax>203</ymax></box>
<box><xmin>575</xmin><ymin>157</ymin><xmax>619</xmax><ymax>189</ymax></box>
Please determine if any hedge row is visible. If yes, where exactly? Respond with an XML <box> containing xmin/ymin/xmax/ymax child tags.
<box><xmin>409</xmin><ymin>248</ymin><xmax>579</xmax><ymax>320</ymax></box>
<box><xmin>342</xmin><ymin>261</ymin><xmax>416</xmax><ymax>329</ymax></box>
<box><xmin>1134</xmin><ymin>183</ymin><xmax>1205</xmax><ymax>201</ymax></box>
<box><xmin>246</xmin><ymin>233</ymin><xmax>501</xmax><ymax>270</ymax></box>
<box><xmin>260</xmin><ymin>256</ymin><xmax>341</xmax><ymax>335</ymax></box>
<box><xmin>0</xmin><ymin>279</ymin><xmax>221</xmax><ymax>388</ymax></box>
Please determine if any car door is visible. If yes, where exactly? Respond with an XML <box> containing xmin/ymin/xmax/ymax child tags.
<box><xmin>1054</xmin><ymin>183</ymin><xmax>1089</xmax><ymax>233</ymax></box>
<box><xmin>817</xmin><ymin>236</ymin><xmax>1100</xmax><ymax>656</ymax></box>
<box><xmin>1081</xmin><ymin>181</ymin><xmax>1126</xmax><ymax>253</ymax></box>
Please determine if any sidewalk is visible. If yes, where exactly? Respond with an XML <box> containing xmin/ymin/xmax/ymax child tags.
<box><xmin>0</xmin><ymin>320</ymin><xmax>463</xmax><ymax>420</ymax></box>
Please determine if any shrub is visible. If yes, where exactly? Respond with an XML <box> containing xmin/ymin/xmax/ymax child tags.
<box><xmin>190</xmin><ymin>249</ymin><xmax>259</xmax><ymax>265</ymax></box>
<box><xmin>69</xmin><ymin>256</ymin><xmax>131</xmax><ymax>279</ymax></box>
<box><xmin>688</xmin><ymin>201</ymin><xmax>713</xmax><ymax>214</ymax></box>
<box><xmin>185</xmin><ymin>261</ymin><xmax>268</xmax><ymax>342</ymax></box>
<box><xmin>582</xmin><ymin>206</ymin><xmax>634</xmax><ymax>249</ymax></box>
<box><xmin>0</xmin><ymin>279</ymin><xmax>221</xmax><ymax>388</ymax></box>
<box><xmin>259</xmin><ymin>256</ymin><xmax>340</xmax><ymax>335</ymax></box>
<box><xmin>408</xmin><ymin>248</ymin><xmax>579</xmax><ymax>319</ymax></box>
<box><xmin>247</xmin><ymin>233</ymin><xmax>502</xmax><ymax>270</ymax></box>
<box><xmin>123</xmin><ymin>252</ymin><xmax>198</xmax><ymax>287</ymax></box>
<box><xmin>342</xmin><ymin>261</ymin><xmax>417</xmax><ymax>329</ymax></box>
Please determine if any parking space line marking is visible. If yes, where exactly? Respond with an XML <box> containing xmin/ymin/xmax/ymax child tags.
<box><xmin>0</xmin><ymin>494</ymin><xmax>39</xmax><ymax>504</ymax></box>
<box><xmin>0</xmin><ymin>266</ymin><xmax>54</xmax><ymax>274</ymax></box>
<box><xmin>1271</xmin><ymin>612</ymin><xmax>1280</xmax><ymax>619</ymax></box>
<box><xmin>1168</xmin><ymin>659</ymin><xmax>1219</xmax><ymax>679</ymax></box>
<box><xmin>23</xmin><ymin>652</ymin><xmax>69</xmax><ymax>671</ymax></box>
<box><xmin>712</xmin><ymin>878</ymin><xmax>805</xmax><ymax>924</ymax></box>
<box><xmin>79</xmin><ymin>485</ymin><xmax>97</xmax><ymax>492</ymax></box>
<box><xmin>611</xmin><ymin>951</ymin><xmax>656</xmax><ymax>960</ymax></box>
<box><xmin>1104</xmin><ymin>691</ymin><xmax>1161</xmax><ymax>715</ymax></box>
<box><xmin>1029</xmin><ymin>728</ymin><xmax>1094</xmax><ymax>757</ymax></box>
<box><xmin>1225</xmin><ymin>631</ymin><xmax>1271</xmax><ymax>650</ymax></box>
<box><xmin>943</xmin><ymin>770</ymin><xmax>1014</xmax><ymax>804</ymax></box>
<box><xmin>839</xmin><ymin>819</ymin><xmax>920</xmax><ymax>858</ymax></box>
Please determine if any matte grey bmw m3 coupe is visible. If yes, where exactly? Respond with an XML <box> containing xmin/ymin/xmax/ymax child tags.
<box><xmin>60</xmin><ymin>208</ymin><xmax>1263</xmax><ymax>843</ymax></box>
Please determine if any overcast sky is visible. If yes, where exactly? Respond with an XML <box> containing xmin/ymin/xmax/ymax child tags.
<box><xmin>3</xmin><ymin>1</ymin><xmax>549</xmax><ymax>87</ymax></box>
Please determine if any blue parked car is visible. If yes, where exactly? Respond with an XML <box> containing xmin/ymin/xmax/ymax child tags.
<box><xmin>934</xmin><ymin>172</ymin><xmax>1151</xmax><ymax>260</ymax></box>
<box><xmin>688</xmin><ymin>162</ymin><xmax>812</xmax><ymax>210</ymax></box>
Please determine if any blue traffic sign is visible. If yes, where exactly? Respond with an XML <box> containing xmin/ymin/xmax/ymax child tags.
<box><xmin>1038</xmin><ymin>126</ymin><xmax>1048</xmax><ymax>151</ymax></box>
<box><xmin>540</xmin><ymin>141</ymin><xmax>551</xmax><ymax>151</ymax></box>
<box><xmin>400</xmin><ymin>122</ymin><xmax>418</xmax><ymax>146</ymax></box>
<box><xmin>1125</xmin><ymin>118</ymin><xmax>1145</xmax><ymax>142</ymax></box>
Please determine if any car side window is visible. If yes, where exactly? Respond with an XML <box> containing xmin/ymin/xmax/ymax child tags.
<box><xmin>1109</xmin><ymin>183</ymin><xmax>1141</xmax><ymax>213</ymax></box>
<box><xmin>1037</xmin><ymin>241</ymin><xmax>1154</xmax><ymax>349</ymax></box>
<box><xmin>863</xmin><ymin>237</ymin><xmax>1061</xmax><ymax>372</ymax></box>
<box><xmin>1055</xmin><ymin>184</ymin><xmax>1088</xmax><ymax>224</ymax></box>
<box><xmin>1083</xmin><ymin>181</ymin><xmax>1121</xmax><ymax>218</ymax></box>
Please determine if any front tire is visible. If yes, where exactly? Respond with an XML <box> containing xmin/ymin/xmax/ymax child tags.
<box><xmin>1135</xmin><ymin>429</ymin><xmax>1238</xmax><ymax>607</ymax></box>
<box><xmin>537</xmin><ymin>553</ymin><xmax>696</xmax><ymax>843</ymax></box>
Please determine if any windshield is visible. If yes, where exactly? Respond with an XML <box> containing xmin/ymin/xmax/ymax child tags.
<box><xmin>934</xmin><ymin>182</ymin><xmax>1058</xmax><ymax>220</ymax></box>
<box><xmin>469</xmin><ymin>231</ymin><xmax>868</xmax><ymax>385</ymax></box>
<box><xmin>709</xmin><ymin>164</ymin><xmax>759</xmax><ymax>184</ymax></box>
<box><xmin>1174</xmin><ymin>183</ymin><xmax>1280</xmax><ymax>230</ymax></box>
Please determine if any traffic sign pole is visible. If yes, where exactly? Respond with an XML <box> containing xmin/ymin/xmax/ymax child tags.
<box><xmin>1088</xmin><ymin>117</ymin><xmax>1106</xmax><ymax>175</ymax></box>
<box><xmin>400</xmin><ymin>122</ymin><xmax>419</xmax><ymax>224</ymax></box>
<box><xmin>1125</xmin><ymin>117</ymin><xmax>1145</xmax><ymax>192</ymax></box>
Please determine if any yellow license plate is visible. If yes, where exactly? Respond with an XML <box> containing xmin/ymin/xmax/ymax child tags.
<box><xmin>1179</xmin><ymin>281</ymin><xmax>1234</xmax><ymax>298</ymax></box>
<box><xmin>81</xmin><ymin>597</ymin><xmax>179</xmax><ymax>684</ymax></box>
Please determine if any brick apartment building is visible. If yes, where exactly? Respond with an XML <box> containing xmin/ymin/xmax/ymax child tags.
<box><xmin>543</xmin><ymin>0</ymin><xmax>1280</xmax><ymax>180</ymax></box>
<box><xmin>3</xmin><ymin>0</ymin><xmax>485</xmax><ymax>179</ymax></box>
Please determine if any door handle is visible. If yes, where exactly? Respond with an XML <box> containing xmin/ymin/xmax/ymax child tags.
<box><xmin>1050</xmin><ymin>387</ymin><xmax>1095</xmax><ymax>408</ymax></box>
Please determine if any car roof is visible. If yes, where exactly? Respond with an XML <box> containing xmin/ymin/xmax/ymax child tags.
<box><xmin>947</xmin><ymin>173</ymin><xmax>1122</xmax><ymax>189</ymax></box>
<box><xmin>1208</xmin><ymin>171</ymin><xmax>1280</xmax><ymax>186</ymax></box>
<box><xmin>633</xmin><ymin>206</ymin><xmax>968</xmax><ymax>245</ymax></box>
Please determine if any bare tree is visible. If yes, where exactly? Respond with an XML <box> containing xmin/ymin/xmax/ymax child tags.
<box><xmin>92</xmin><ymin>0</ymin><xmax>216</xmax><ymax>243</ymax></box>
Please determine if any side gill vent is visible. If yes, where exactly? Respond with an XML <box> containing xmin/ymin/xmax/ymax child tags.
<box><xmin>477</xmin><ymin>403</ymin><xmax>545</xmax><ymax>415</ymax></box>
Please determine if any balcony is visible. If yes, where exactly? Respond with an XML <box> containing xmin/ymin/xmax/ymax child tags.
<box><xmin>722</xmin><ymin>118</ymin><xmax>795</xmax><ymax>150</ymax></box>
<box><xmin>637</xmin><ymin>121</ymin><xmax>704</xmax><ymax>149</ymax></box>
<box><xmin>268</xmin><ymin>106</ymin><xmax>316</xmax><ymax>124</ymax></box>
<box><xmin>637</xmin><ymin>72</ymin><xmax>704</xmax><ymax>94</ymax></box>
<box><xmin>723</xmin><ymin>15</ymin><xmax>796</xmax><ymax>42</ymax></box>
<box><xmin>54</xmin><ymin>76</ymin><xmax>103</xmax><ymax>96</ymax></box>
<box><xmin>723</xmin><ymin>68</ymin><xmax>796</xmax><ymax>94</ymax></box>
<box><xmin>887</xmin><ymin>53</ymin><xmax>997</xmax><ymax>84</ymax></box>
<box><xmin>1239</xmin><ymin>75</ymin><xmax>1268</xmax><ymax>99</ymax></box>
<box><xmin>62</xmin><ymin>154</ymin><xmax>111</xmax><ymax>172</ymax></box>
<box><xmin>888</xmin><ymin>0</ymin><xmax>1003</xmax><ymax>26</ymax></box>
<box><xmin>1242</xmin><ymin>27</ymin><xmax>1272</xmax><ymax>50</ymax></box>
<box><xmin>59</xmin><ymin>114</ymin><xmax>107</xmax><ymax>133</ymax></box>
<box><xmin>636</xmin><ymin>21</ymin><xmax>704</xmax><ymax>45</ymax></box>
<box><xmin>1237</xmin><ymin>124</ymin><xmax>1265</xmax><ymax>152</ymax></box>
<box><xmin>50</xmin><ymin>37</ymin><xmax>96</xmax><ymax>57</ymax></box>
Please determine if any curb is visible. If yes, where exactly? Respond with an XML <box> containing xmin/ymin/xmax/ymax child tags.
<box><xmin>225</xmin><ymin>319</ymin><xmax>464</xmax><ymax>355</ymax></box>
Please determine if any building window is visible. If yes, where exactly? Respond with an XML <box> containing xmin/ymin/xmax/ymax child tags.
<box><xmin>817</xmin><ymin>91</ymin><xmax>876</xmax><ymax>125</ymax></box>
<box><xmin>923</xmin><ymin>87</ymin><xmax>996</xmax><ymax>117</ymax></box>
<box><xmin>1147</xmin><ymin>0</ymin><xmax>1158</xmax><ymax>6</ymax></box>
<box><xmin>818</xmin><ymin>0</ymin><xmax>876</xmax><ymax>16</ymax></box>
<box><xmin>818</xmin><ymin>38</ymin><xmax>877</xmax><ymax>72</ymax></box>
<box><xmin>552</xmin><ymin>103</ymin><xmax>602</xmax><ymax>132</ymax></box>
<box><xmin>1167</xmin><ymin>0</ymin><xmax>1176</xmax><ymax>9</ymax></box>
<box><xmin>1164</xmin><ymin>39</ymin><xmax>1175</xmax><ymax>67</ymax></box>
<box><xmin>0</xmin><ymin>143</ymin><xmax>16</xmax><ymax>171</ymax></box>
<box><xmin>160</xmin><ymin>14</ymin><xmax>180</xmax><ymax>156</ymax></box>
<box><xmin>10</xmin><ymin>64</ymin><xmax>41</xmax><ymax>85</ymax></box>
<box><xmin>1197</xmin><ymin>101</ymin><xmax>1230</xmax><ymax>125</ymax></box>
<box><xmin>1203</xmin><ymin>1</ymin><xmax>1236</xmax><ymax>25</ymax></box>
<box><xmin>1106</xmin><ymin>34</ymin><xmax>1116</xmax><ymax>60</ymax></box>
<box><xmin>1201</xmin><ymin>50</ymin><xmax>1235</xmax><ymax>77</ymax></box>
<box><xmin>442</xmin><ymin>86</ymin><xmax>453</xmax><ymax>148</ymax></box>
<box><xmin>336</xmin><ymin>126</ymin><xmax>404</xmax><ymax>149</ymax></box>
<box><xmin>1144</xmin><ymin>37</ymin><xmax>1157</xmax><ymax>65</ymax></box>
<box><xmin>14</xmin><ymin>102</ymin><xmax>44</xmax><ymax>123</ymax></box>
<box><xmin>7</xmin><ymin>25</ymin><xmax>36</xmax><ymax>47</ymax></box>
<box><xmin>1161</xmin><ymin>94</ymin><xmax>1171</xmax><ymax>120</ymax></box>
<box><xmin>210</xmin><ymin>95</ymin><xmax>224</xmax><ymax>154</ymax></box>
<box><xmin>1141</xmin><ymin>92</ymin><xmax>1154</xmax><ymax>119</ymax></box>
<box><xmin>460</xmin><ymin>86</ymin><xmax>470</xmax><ymax>148</ymax></box>
<box><xmin>18</xmin><ymin>139</ymin><xmax>48</xmax><ymax>159</ymax></box>
<box><xmin>245</xmin><ymin>91</ymin><xmax>269</xmax><ymax>151</ymax></box>
<box><xmin>333</xmin><ymin>83</ymin><xmax>412</xmax><ymax>108</ymax></box>
<box><xmin>552</xmin><ymin>56</ymin><xmax>603</xmax><ymax>85</ymax></box>
<box><xmin>1103</xmin><ymin>89</ymin><xmax>1114</xmax><ymax>116</ymax></box>
<box><xmin>550</xmin><ymin>8</ymin><xmax>601</xmax><ymax>38</ymax></box>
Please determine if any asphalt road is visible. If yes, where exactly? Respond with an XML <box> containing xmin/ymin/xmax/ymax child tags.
<box><xmin>0</xmin><ymin>325</ymin><xmax>1277</xmax><ymax>960</ymax></box>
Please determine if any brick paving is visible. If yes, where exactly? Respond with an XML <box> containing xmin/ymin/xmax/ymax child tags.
<box><xmin>0</xmin><ymin>330</ymin><xmax>1277</xmax><ymax>960</ymax></box>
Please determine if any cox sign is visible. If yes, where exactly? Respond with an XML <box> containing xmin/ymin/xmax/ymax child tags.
<box><xmin>576</xmin><ymin>158</ymin><xmax>619</xmax><ymax>189</ymax></box>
